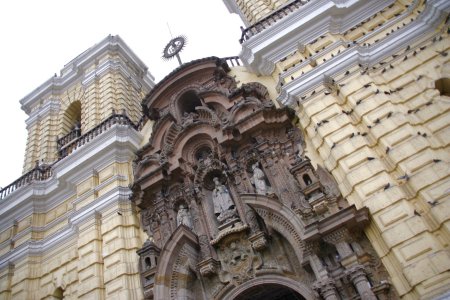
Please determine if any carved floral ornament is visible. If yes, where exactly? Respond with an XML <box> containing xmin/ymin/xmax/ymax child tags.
<box><xmin>130</xmin><ymin>57</ymin><xmax>393</xmax><ymax>300</ymax></box>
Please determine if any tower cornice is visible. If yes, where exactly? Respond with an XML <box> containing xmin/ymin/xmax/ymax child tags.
<box><xmin>19</xmin><ymin>35</ymin><xmax>155</xmax><ymax>115</ymax></box>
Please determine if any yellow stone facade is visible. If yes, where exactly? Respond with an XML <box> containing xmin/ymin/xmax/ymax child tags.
<box><xmin>233</xmin><ymin>0</ymin><xmax>450</xmax><ymax>298</ymax></box>
<box><xmin>296</xmin><ymin>40</ymin><xmax>450</xmax><ymax>299</ymax></box>
<box><xmin>235</xmin><ymin>0</ymin><xmax>290</xmax><ymax>24</ymax></box>
<box><xmin>0</xmin><ymin>162</ymin><xmax>145</xmax><ymax>299</ymax></box>
<box><xmin>0</xmin><ymin>36</ymin><xmax>154</xmax><ymax>300</ymax></box>
<box><xmin>22</xmin><ymin>52</ymin><xmax>147</xmax><ymax>173</ymax></box>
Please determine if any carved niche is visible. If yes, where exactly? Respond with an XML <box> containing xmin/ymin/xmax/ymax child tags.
<box><xmin>131</xmin><ymin>57</ymin><xmax>396</xmax><ymax>300</ymax></box>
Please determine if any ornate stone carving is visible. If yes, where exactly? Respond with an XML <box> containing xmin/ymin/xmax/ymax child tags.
<box><xmin>323</xmin><ymin>227</ymin><xmax>351</xmax><ymax>245</ymax></box>
<box><xmin>131</xmin><ymin>57</ymin><xmax>393</xmax><ymax>299</ymax></box>
<box><xmin>217</xmin><ymin>236</ymin><xmax>262</xmax><ymax>285</ymax></box>
<box><xmin>313</xmin><ymin>278</ymin><xmax>339</xmax><ymax>300</ymax></box>
<box><xmin>346</xmin><ymin>265</ymin><xmax>377</xmax><ymax>300</ymax></box>
<box><xmin>244</xmin><ymin>204</ymin><xmax>260</xmax><ymax>234</ymax></box>
<box><xmin>198</xmin><ymin>257</ymin><xmax>220</xmax><ymax>277</ymax></box>
<box><xmin>316</xmin><ymin>165</ymin><xmax>340</xmax><ymax>198</ymax></box>
<box><xmin>248</xmin><ymin>231</ymin><xmax>268</xmax><ymax>251</ymax></box>
<box><xmin>250</xmin><ymin>162</ymin><xmax>268</xmax><ymax>194</ymax></box>
<box><xmin>181</xmin><ymin>111</ymin><xmax>199</xmax><ymax>127</ymax></box>
<box><xmin>176</xmin><ymin>204</ymin><xmax>193</xmax><ymax>230</ymax></box>
<box><xmin>212</xmin><ymin>177</ymin><xmax>237</xmax><ymax>224</ymax></box>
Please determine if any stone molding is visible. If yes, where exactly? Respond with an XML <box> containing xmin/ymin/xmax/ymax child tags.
<box><xmin>220</xmin><ymin>274</ymin><xmax>316</xmax><ymax>300</ymax></box>
<box><xmin>0</xmin><ymin>185</ymin><xmax>131</xmax><ymax>270</ymax></box>
<box><xmin>20</xmin><ymin>35</ymin><xmax>155</xmax><ymax>115</ymax></box>
<box><xmin>237</xmin><ymin>0</ymin><xmax>450</xmax><ymax>106</ymax></box>
<box><xmin>0</xmin><ymin>123</ymin><xmax>142</xmax><ymax>269</ymax></box>
<box><xmin>277</xmin><ymin>2</ymin><xmax>449</xmax><ymax>105</ymax></box>
<box><xmin>240</xmin><ymin>0</ymin><xmax>393</xmax><ymax>75</ymax></box>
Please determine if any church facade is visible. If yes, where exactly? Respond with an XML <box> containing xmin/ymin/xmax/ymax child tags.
<box><xmin>131</xmin><ymin>56</ymin><xmax>396</xmax><ymax>299</ymax></box>
<box><xmin>0</xmin><ymin>35</ymin><xmax>155</xmax><ymax>299</ymax></box>
<box><xmin>0</xmin><ymin>0</ymin><xmax>449</xmax><ymax>299</ymax></box>
<box><xmin>221</xmin><ymin>0</ymin><xmax>450</xmax><ymax>298</ymax></box>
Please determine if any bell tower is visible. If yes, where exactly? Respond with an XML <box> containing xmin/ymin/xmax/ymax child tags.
<box><xmin>20</xmin><ymin>35</ymin><xmax>155</xmax><ymax>172</ymax></box>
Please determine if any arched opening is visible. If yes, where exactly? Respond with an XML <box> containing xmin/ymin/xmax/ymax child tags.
<box><xmin>178</xmin><ymin>91</ymin><xmax>202</xmax><ymax>117</ymax></box>
<box><xmin>303</xmin><ymin>174</ymin><xmax>312</xmax><ymax>186</ymax></box>
<box><xmin>435</xmin><ymin>78</ymin><xmax>450</xmax><ymax>96</ymax></box>
<box><xmin>195</xmin><ymin>146</ymin><xmax>212</xmax><ymax>162</ymax></box>
<box><xmin>61</xmin><ymin>101</ymin><xmax>81</xmax><ymax>136</ymax></box>
<box><xmin>53</xmin><ymin>287</ymin><xmax>64</xmax><ymax>300</ymax></box>
<box><xmin>145</xmin><ymin>257</ymin><xmax>151</xmax><ymax>268</ymax></box>
<box><xmin>234</xmin><ymin>283</ymin><xmax>306</xmax><ymax>300</ymax></box>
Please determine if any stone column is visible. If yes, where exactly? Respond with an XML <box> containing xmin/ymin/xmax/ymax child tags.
<box><xmin>324</xmin><ymin>228</ymin><xmax>376</xmax><ymax>299</ymax></box>
<box><xmin>346</xmin><ymin>265</ymin><xmax>377</xmax><ymax>300</ymax></box>
<box><xmin>306</xmin><ymin>241</ymin><xmax>340</xmax><ymax>299</ymax></box>
<box><xmin>334</xmin><ymin>239</ymin><xmax>354</xmax><ymax>259</ymax></box>
<box><xmin>313</xmin><ymin>279</ymin><xmax>340</xmax><ymax>300</ymax></box>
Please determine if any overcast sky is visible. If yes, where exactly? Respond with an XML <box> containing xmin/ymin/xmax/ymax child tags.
<box><xmin>0</xmin><ymin>0</ymin><xmax>244</xmax><ymax>188</ymax></box>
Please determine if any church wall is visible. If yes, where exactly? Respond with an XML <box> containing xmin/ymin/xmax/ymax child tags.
<box><xmin>228</xmin><ymin>0</ymin><xmax>450</xmax><ymax>296</ymax></box>
<box><xmin>0</xmin><ymin>160</ymin><xmax>145</xmax><ymax>300</ymax></box>
<box><xmin>293</xmin><ymin>35</ymin><xmax>450</xmax><ymax>299</ymax></box>
<box><xmin>1</xmin><ymin>36</ymin><xmax>153</xmax><ymax>299</ymax></box>
<box><xmin>234</xmin><ymin>0</ymin><xmax>291</xmax><ymax>25</ymax></box>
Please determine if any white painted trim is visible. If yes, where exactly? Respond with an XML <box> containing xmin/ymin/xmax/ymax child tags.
<box><xmin>20</xmin><ymin>35</ymin><xmax>155</xmax><ymax>115</ymax></box>
<box><xmin>0</xmin><ymin>124</ymin><xmax>142</xmax><ymax>230</ymax></box>
<box><xmin>239</xmin><ymin>0</ymin><xmax>393</xmax><ymax>75</ymax></box>
<box><xmin>277</xmin><ymin>0</ymin><xmax>450</xmax><ymax>105</ymax></box>
<box><xmin>0</xmin><ymin>186</ymin><xmax>132</xmax><ymax>269</ymax></box>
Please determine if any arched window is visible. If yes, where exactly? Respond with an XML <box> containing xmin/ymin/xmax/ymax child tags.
<box><xmin>178</xmin><ymin>91</ymin><xmax>202</xmax><ymax>117</ymax></box>
<box><xmin>303</xmin><ymin>174</ymin><xmax>312</xmax><ymax>186</ymax></box>
<box><xmin>61</xmin><ymin>101</ymin><xmax>82</xmax><ymax>136</ymax></box>
<box><xmin>435</xmin><ymin>78</ymin><xmax>450</xmax><ymax>97</ymax></box>
<box><xmin>145</xmin><ymin>257</ymin><xmax>151</xmax><ymax>268</ymax></box>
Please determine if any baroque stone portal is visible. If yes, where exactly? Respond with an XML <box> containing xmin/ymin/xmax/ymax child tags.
<box><xmin>130</xmin><ymin>57</ymin><xmax>396</xmax><ymax>300</ymax></box>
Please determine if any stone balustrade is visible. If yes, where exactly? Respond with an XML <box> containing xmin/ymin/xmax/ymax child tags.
<box><xmin>0</xmin><ymin>113</ymin><xmax>137</xmax><ymax>200</ymax></box>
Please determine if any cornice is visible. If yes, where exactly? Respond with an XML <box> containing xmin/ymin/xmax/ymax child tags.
<box><xmin>277</xmin><ymin>0</ymin><xmax>450</xmax><ymax>106</ymax></box>
<box><xmin>239</xmin><ymin>0</ymin><xmax>393</xmax><ymax>75</ymax></box>
<box><xmin>20</xmin><ymin>35</ymin><xmax>155</xmax><ymax>115</ymax></box>
<box><xmin>0</xmin><ymin>124</ymin><xmax>142</xmax><ymax>229</ymax></box>
<box><xmin>222</xmin><ymin>0</ymin><xmax>250</xmax><ymax>27</ymax></box>
<box><xmin>81</xmin><ymin>58</ymin><xmax>146</xmax><ymax>91</ymax></box>
<box><xmin>0</xmin><ymin>186</ymin><xmax>131</xmax><ymax>270</ymax></box>
<box><xmin>25</xmin><ymin>99</ymin><xmax>60</xmax><ymax>128</ymax></box>
<box><xmin>54</xmin><ymin>124</ymin><xmax>141</xmax><ymax>184</ymax></box>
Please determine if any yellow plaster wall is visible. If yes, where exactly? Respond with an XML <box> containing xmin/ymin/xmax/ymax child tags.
<box><xmin>22</xmin><ymin>54</ymin><xmax>147</xmax><ymax>173</ymax></box>
<box><xmin>0</xmin><ymin>161</ymin><xmax>145</xmax><ymax>299</ymax></box>
<box><xmin>236</xmin><ymin>0</ymin><xmax>290</xmax><ymax>25</ymax></box>
<box><xmin>230</xmin><ymin>66</ymin><xmax>279</xmax><ymax>103</ymax></box>
<box><xmin>295</xmin><ymin>35</ymin><xmax>450</xmax><ymax>299</ymax></box>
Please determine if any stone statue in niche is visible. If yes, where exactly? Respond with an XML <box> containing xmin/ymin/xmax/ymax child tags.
<box><xmin>160</xmin><ymin>211</ymin><xmax>171</xmax><ymax>245</ymax></box>
<box><xmin>177</xmin><ymin>204</ymin><xmax>193</xmax><ymax>230</ymax></box>
<box><xmin>250</xmin><ymin>162</ymin><xmax>268</xmax><ymax>195</ymax></box>
<box><xmin>212</xmin><ymin>177</ymin><xmax>237</xmax><ymax>223</ymax></box>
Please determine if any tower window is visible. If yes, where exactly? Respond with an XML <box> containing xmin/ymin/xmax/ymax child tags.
<box><xmin>61</xmin><ymin>101</ymin><xmax>82</xmax><ymax>136</ymax></box>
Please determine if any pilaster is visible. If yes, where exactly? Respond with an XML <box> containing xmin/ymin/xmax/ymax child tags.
<box><xmin>77</xmin><ymin>213</ymin><xmax>105</xmax><ymax>299</ymax></box>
